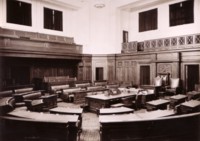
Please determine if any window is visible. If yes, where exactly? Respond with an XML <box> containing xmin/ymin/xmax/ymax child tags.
<box><xmin>123</xmin><ymin>31</ymin><xmax>128</xmax><ymax>43</ymax></box>
<box><xmin>170</xmin><ymin>0</ymin><xmax>194</xmax><ymax>26</ymax></box>
<box><xmin>44</xmin><ymin>7</ymin><xmax>63</xmax><ymax>31</ymax></box>
<box><xmin>7</xmin><ymin>0</ymin><xmax>32</xmax><ymax>26</ymax></box>
<box><xmin>139</xmin><ymin>9</ymin><xmax>157</xmax><ymax>32</ymax></box>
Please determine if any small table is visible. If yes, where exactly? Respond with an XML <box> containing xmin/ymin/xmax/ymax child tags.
<box><xmin>180</xmin><ymin>100</ymin><xmax>200</xmax><ymax>114</ymax></box>
<box><xmin>99</xmin><ymin>107</ymin><xmax>134</xmax><ymax>115</ymax></box>
<box><xmin>146</xmin><ymin>99</ymin><xmax>170</xmax><ymax>111</ymax></box>
<box><xmin>169</xmin><ymin>94</ymin><xmax>187</xmax><ymax>109</ymax></box>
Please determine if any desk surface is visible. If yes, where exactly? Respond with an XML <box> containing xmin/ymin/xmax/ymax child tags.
<box><xmin>181</xmin><ymin>100</ymin><xmax>200</xmax><ymax>108</ymax></box>
<box><xmin>99</xmin><ymin>107</ymin><xmax>134</xmax><ymax>114</ymax></box>
<box><xmin>99</xmin><ymin>110</ymin><xmax>175</xmax><ymax>123</ymax></box>
<box><xmin>146</xmin><ymin>99</ymin><xmax>170</xmax><ymax>106</ymax></box>
<box><xmin>187</xmin><ymin>91</ymin><xmax>200</xmax><ymax>95</ymax></box>
<box><xmin>86</xmin><ymin>92</ymin><xmax>136</xmax><ymax>101</ymax></box>
<box><xmin>8</xmin><ymin>110</ymin><xmax>78</xmax><ymax>123</ymax></box>
<box><xmin>50</xmin><ymin>107</ymin><xmax>83</xmax><ymax>114</ymax></box>
<box><xmin>41</xmin><ymin>94</ymin><xmax>57</xmax><ymax>99</ymax></box>
<box><xmin>170</xmin><ymin>94</ymin><xmax>187</xmax><ymax>100</ymax></box>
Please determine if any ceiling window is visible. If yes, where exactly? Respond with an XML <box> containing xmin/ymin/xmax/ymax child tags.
<box><xmin>170</xmin><ymin>0</ymin><xmax>194</xmax><ymax>27</ymax></box>
<box><xmin>44</xmin><ymin>7</ymin><xmax>63</xmax><ymax>31</ymax></box>
<box><xmin>7</xmin><ymin>0</ymin><xmax>32</xmax><ymax>26</ymax></box>
<box><xmin>139</xmin><ymin>8</ymin><xmax>157</xmax><ymax>32</ymax></box>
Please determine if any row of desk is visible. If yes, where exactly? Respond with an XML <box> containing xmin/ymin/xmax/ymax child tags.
<box><xmin>4</xmin><ymin>109</ymin><xmax>81</xmax><ymax>141</ymax></box>
<box><xmin>99</xmin><ymin>109</ymin><xmax>175</xmax><ymax>123</ymax></box>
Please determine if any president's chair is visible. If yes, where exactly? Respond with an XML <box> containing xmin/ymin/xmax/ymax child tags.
<box><xmin>154</xmin><ymin>73</ymin><xmax>170</xmax><ymax>98</ymax></box>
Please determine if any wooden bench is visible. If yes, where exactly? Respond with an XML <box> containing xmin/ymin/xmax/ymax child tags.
<box><xmin>75</xmin><ymin>82</ymin><xmax>91</xmax><ymax>90</ymax></box>
<box><xmin>13</xmin><ymin>90</ymin><xmax>42</xmax><ymax>103</ymax></box>
<box><xmin>0</xmin><ymin>97</ymin><xmax>15</xmax><ymax>115</ymax></box>
<box><xmin>94</xmin><ymin>80</ymin><xmax>107</xmax><ymax>87</ymax></box>
<box><xmin>50</xmin><ymin>84</ymin><xmax>70</xmax><ymax>95</ymax></box>
<box><xmin>86</xmin><ymin>86</ymin><xmax>109</xmax><ymax>95</ymax></box>
<box><xmin>61</xmin><ymin>87</ymin><xmax>82</xmax><ymax>102</ymax></box>
<box><xmin>0</xmin><ymin>90</ymin><xmax>13</xmax><ymax>98</ymax></box>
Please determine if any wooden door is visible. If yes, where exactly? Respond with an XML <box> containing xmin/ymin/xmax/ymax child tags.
<box><xmin>140</xmin><ymin>66</ymin><xmax>150</xmax><ymax>85</ymax></box>
<box><xmin>186</xmin><ymin>65</ymin><xmax>199</xmax><ymax>91</ymax></box>
<box><xmin>96</xmin><ymin>67</ymin><xmax>104</xmax><ymax>81</ymax></box>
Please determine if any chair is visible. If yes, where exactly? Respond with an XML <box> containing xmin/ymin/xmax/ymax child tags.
<box><xmin>121</xmin><ymin>96</ymin><xmax>135</xmax><ymax>108</ymax></box>
<box><xmin>165</xmin><ymin>78</ymin><xmax>180</xmax><ymax>95</ymax></box>
<box><xmin>154</xmin><ymin>76</ymin><xmax>164</xmax><ymax>98</ymax></box>
<box><xmin>155</xmin><ymin>73</ymin><xmax>170</xmax><ymax>98</ymax></box>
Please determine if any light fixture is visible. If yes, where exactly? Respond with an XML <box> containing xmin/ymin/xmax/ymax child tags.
<box><xmin>94</xmin><ymin>0</ymin><xmax>105</xmax><ymax>8</ymax></box>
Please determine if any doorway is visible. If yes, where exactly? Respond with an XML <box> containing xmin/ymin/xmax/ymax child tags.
<box><xmin>186</xmin><ymin>65</ymin><xmax>199</xmax><ymax>91</ymax></box>
<box><xmin>96</xmin><ymin>67</ymin><xmax>104</xmax><ymax>81</ymax></box>
<box><xmin>140</xmin><ymin>66</ymin><xmax>150</xmax><ymax>85</ymax></box>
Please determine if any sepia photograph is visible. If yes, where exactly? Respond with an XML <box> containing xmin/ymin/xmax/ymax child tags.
<box><xmin>0</xmin><ymin>0</ymin><xmax>200</xmax><ymax>141</ymax></box>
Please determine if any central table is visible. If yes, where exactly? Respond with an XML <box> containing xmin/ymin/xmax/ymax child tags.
<box><xmin>85</xmin><ymin>92</ymin><xmax>136</xmax><ymax>112</ymax></box>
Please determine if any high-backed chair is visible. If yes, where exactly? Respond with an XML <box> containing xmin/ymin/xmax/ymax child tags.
<box><xmin>155</xmin><ymin>73</ymin><xmax>170</xmax><ymax>98</ymax></box>
<box><xmin>165</xmin><ymin>78</ymin><xmax>180</xmax><ymax>95</ymax></box>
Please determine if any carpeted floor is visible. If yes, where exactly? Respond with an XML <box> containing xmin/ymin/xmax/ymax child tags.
<box><xmin>57</xmin><ymin>102</ymin><xmax>100</xmax><ymax>141</ymax></box>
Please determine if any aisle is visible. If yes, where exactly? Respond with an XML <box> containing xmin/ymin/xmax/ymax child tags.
<box><xmin>79</xmin><ymin>112</ymin><xmax>100</xmax><ymax>141</ymax></box>
<box><xmin>57</xmin><ymin>102</ymin><xmax>100</xmax><ymax>141</ymax></box>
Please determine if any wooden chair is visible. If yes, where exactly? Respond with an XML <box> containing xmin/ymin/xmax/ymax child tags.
<box><xmin>165</xmin><ymin>78</ymin><xmax>180</xmax><ymax>95</ymax></box>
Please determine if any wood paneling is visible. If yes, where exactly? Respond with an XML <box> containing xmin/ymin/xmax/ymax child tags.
<box><xmin>0</xmin><ymin>28</ymin><xmax>82</xmax><ymax>60</ymax></box>
<box><xmin>0</xmin><ymin>57</ymin><xmax>79</xmax><ymax>90</ymax></box>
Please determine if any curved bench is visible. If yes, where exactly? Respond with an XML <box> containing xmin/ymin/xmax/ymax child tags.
<box><xmin>0</xmin><ymin>97</ymin><xmax>15</xmax><ymax>115</ymax></box>
<box><xmin>0</xmin><ymin>90</ymin><xmax>13</xmax><ymax>98</ymax></box>
<box><xmin>0</xmin><ymin>113</ymin><xmax>78</xmax><ymax>141</ymax></box>
<box><xmin>13</xmin><ymin>91</ymin><xmax>42</xmax><ymax>102</ymax></box>
<box><xmin>99</xmin><ymin>112</ymin><xmax>200</xmax><ymax>141</ymax></box>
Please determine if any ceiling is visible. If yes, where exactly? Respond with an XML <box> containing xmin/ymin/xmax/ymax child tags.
<box><xmin>42</xmin><ymin>0</ymin><xmax>177</xmax><ymax>11</ymax></box>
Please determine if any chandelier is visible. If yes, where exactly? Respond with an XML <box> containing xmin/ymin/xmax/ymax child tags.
<box><xmin>94</xmin><ymin>0</ymin><xmax>105</xmax><ymax>8</ymax></box>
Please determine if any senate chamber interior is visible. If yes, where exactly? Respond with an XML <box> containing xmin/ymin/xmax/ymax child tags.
<box><xmin>0</xmin><ymin>0</ymin><xmax>200</xmax><ymax>141</ymax></box>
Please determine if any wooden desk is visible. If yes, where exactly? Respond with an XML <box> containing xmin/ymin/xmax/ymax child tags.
<box><xmin>187</xmin><ymin>91</ymin><xmax>200</xmax><ymax>100</ymax></box>
<box><xmin>50</xmin><ymin>107</ymin><xmax>83</xmax><ymax>115</ymax></box>
<box><xmin>99</xmin><ymin>112</ymin><xmax>200</xmax><ymax>141</ymax></box>
<box><xmin>8</xmin><ymin>110</ymin><xmax>79</xmax><ymax>123</ymax></box>
<box><xmin>135</xmin><ymin>109</ymin><xmax>175</xmax><ymax>119</ymax></box>
<box><xmin>50</xmin><ymin>107</ymin><xmax>83</xmax><ymax>129</ymax></box>
<box><xmin>99</xmin><ymin>110</ymin><xmax>175</xmax><ymax>123</ymax></box>
<box><xmin>99</xmin><ymin>107</ymin><xmax>134</xmax><ymax>115</ymax></box>
<box><xmin>6</xmin><ymin>110</ymin><xmax>79</xmax><ymax>141</ymax></box>
<box><xmin>146</xmin><ymin>99</ymin><xmax>170</xmax><ymax>111</ymax></box>
<box><xmin>169</xmin><ymin>94</ymin><xmax>187</xmax><ymax>108</ymax></box>
<box><xmin>85</xmin><ymin>92</ymin><xmax>136</xmax><ymax>112</ymax></box>
<box><xmin>41</xmin><ymin>94</ymin><xmax>57</xmax><ymax>109</ymax></box>
<box><xmin>180</xmin><ymin>100</ymin><xmax>200</xmax><ymax>114</ymax></box>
